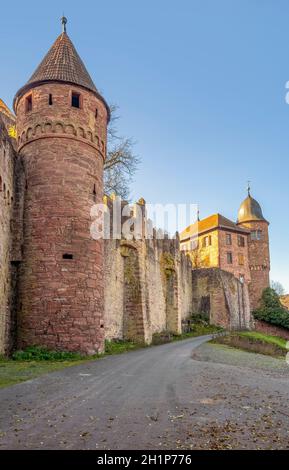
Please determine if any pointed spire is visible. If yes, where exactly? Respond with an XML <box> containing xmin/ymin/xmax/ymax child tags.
<box><xmin>14</xmin><ymin>23</ymin><xmax>110</xmax><ymax>119</ymax></box>
<box><xmin>61</xmin><ymin>15</ymin><xmax>67</xmax><ymax>33</ymax></box>
<box><xmin>24</xmin><ymin>32</ymin><xmax>98</xmax><ymax>94</ymax></box>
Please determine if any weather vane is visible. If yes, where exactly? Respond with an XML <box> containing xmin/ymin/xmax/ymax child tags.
<box><xmin>61</xmin><ymin>15</ymin><xmax>67</xmax><ymax>33</ymax></box>
<box><xmin>247</xmin><ymin>180</ymin><xmax>251</xmax><ymax>197</ymax></box>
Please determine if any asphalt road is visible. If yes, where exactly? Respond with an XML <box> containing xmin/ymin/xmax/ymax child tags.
<box><xmin>0</xmin><ymin>335</ymin><xmax>289</xmax><ymax>450</ymax></box>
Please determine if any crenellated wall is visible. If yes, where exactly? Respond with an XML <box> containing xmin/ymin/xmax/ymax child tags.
<box><xmin>104</xmin><ymin>233</ymin><xmax>193</xmax><ymax>344</ymax></box>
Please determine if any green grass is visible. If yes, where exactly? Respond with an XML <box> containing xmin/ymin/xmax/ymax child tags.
<box><xmin>12</xmin><ymin>346</ymin><xmax>86</xmax><ymax>362</ymax></box>
<box><xmin>237</xmin><ymin>331</ymin><xmax>287</xmax><ymax>350</ymax></box>
<box><xmin>0</xmin><ymin>359</ymin><xmax>84</xmax><ymax>389</ymax></box>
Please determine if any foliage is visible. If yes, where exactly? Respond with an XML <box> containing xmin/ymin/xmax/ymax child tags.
<box><xmin>253</xmin><ymin>288</ymin><xmax>289</xmax><ymax>330</ymax></box>
<box><xmin>104</xmin><ymin>105</ymin><xmax>141</xmax><ymax>199</ymax></box>
<box><xmin>12</xmin><ymin>346</ymin><xmax>85</xmax><ymax>362</ymax></box>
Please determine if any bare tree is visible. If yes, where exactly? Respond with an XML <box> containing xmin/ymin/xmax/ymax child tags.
<box><xmin>104</xmin><ymin>105</ymin><xmax>140</xmax><ymax>200</ymax></box>
<box><xmin>270</xmin><ymin>280</ymin><xmax>285</xmax><ymax>296</ymax></box>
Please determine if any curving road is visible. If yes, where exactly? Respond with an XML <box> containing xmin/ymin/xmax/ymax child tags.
<box><xmin>0</xmin><ymin>335</ymin><xmax>289</xmax><ymax>450</ymax></box>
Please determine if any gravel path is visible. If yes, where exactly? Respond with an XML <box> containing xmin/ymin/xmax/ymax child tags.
<box><xmin>0</xmin><ymin>336</ymin><xmax>289</xmax><ymax>450</ymax></box>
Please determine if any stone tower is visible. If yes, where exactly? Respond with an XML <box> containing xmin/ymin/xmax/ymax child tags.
<box><xmin>237</xmin><ymin>188</ymin><xmax>270</xmax><ymax>311</ymax></box>
<box><xmin>13</xmin><ymin>19</ymin><xmax>110</xmax><ymax>354</ymax></box>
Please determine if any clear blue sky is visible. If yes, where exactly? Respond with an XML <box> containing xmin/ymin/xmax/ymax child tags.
<box><xmin>0</xmin><ymin>0</ymin><xmax>288</xmax><ymax>292</ymax></box>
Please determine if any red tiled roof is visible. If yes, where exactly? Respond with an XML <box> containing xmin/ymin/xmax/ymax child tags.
<box><xmin>26</xmin><ymin>32</ymin><xmax>98</xmax><ymax>94</ymax></box>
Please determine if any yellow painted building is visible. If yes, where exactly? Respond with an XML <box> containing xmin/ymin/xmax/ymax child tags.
<box><xmin>180</xmin><ymin>213</ymin><xmax>251</xmax><ymax>284</ymax></box>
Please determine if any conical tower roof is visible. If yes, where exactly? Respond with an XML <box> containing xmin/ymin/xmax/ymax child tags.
<box><xmin>26</xmin><ymin>32</ymin><xmax>98</xmax><ymax>94</ymax></box>
<box><xmin>14</xmin><ymin>21</ymin><xmax>109</xmax><ymax>116</ymax></box>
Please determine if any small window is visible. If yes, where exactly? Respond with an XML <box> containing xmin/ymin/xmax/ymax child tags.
<box><xmin>227</xmin><ymin>252</ymin><xmax>233</xmax><ymax>264</ymax></box>
<box><xmin>49</xmin><ymin>94</ymin><xmax>53</xmax><ymax>105</ymax></box>
<box><xmin>226</xmin><ymin>233</ymin><xmax>232</xmax><ymax>245</ymax></box>
<box><xmin>95</xmin><ymin>108</ymin><xmax>98</xmax><ymax>119</ymax></box>
<box><xmin>71</xmin><ymin>92</ymin><xmax>81</xmax><ymax>108</ymax></box>
<box><xmin>238</xmin><ymin>253</ymin><xmax>244</xmax><ymax>266</ymax></box>
<box><xmin>63</xmin><ymin>253</ymin><xmax>73</xmax><ymax>260</ymax></box>
<box><xmin>25</xmin><ymin>94</ymin><xmax>32</xmax><ymax>112</ymax></box>
<box><xmin>202</xmin><ymin>236</ymin><xmax>212</xmax><ymax>248</ymax></box>
<box><xmin>238</xmin><ymin>235</ymin><xmax>245</xmax><ymax>247</ymax></box>
<box><xmin>251</xmin><ymin>230</ymin><xmax>262</xmax><ymax>241</ymax></box>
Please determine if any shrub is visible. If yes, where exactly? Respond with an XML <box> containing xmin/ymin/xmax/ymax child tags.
<box><xmin>253</xmin><ymin>288</ymin><xmax>289</xmax><ymax>330</ymax></box>
<box><xmin>12</xmin><ymin>346</ymin><xmax>85</xmax><ymax>362</ymax></box>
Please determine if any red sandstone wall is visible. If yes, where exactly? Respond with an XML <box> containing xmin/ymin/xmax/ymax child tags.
<box><xmin>0</xmin><ymin>117</ymin><xmax>16</xmax><ymax>354</ymax></box>
<box><xmin>239</xmin><ymin>221</ymin><xmax>270</xmax><ymax>311</ymax></box>
<box><xmin>15</xmin><ymin>83</ymin><xmax>108</xmax><ymax>354</ymax></box>
<box><xmin>218</xmin><ymin>229</ymin><xmax>251</xmax><ymax>284</ymax></box>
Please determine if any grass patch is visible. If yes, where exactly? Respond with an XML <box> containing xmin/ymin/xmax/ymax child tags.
<box><xmin>212</xmin><ymin>331</ymin><xmax>287</xmax><ymax>358</ymax></box>
<box><xmin>0</xmin><ymin>360</ymin><xmax>84</xmax><ymax>389</ymax></box>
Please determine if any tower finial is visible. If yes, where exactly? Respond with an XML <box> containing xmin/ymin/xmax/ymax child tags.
<box><xmin>247</xmin><ymin>180</ymin><xmax>251</xmax><ymax>197</ymax></box>
<box><xmin>61</xmin><ymin>15</ymin><xmax>67</xmax><ymax>33</ymax></box>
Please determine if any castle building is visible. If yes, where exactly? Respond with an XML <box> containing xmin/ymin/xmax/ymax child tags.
<box><xmin>180</xmin><ymin>190</ymin><xmax>270</xmax><ymax>311</ymax></box>
<box><xmin>180</xmin><ymin>213</ymin><xmax>251</xmax><ymax>284</ymax></box>
<box><xmin>0</xmin><ymin>21</ymin><xmax>271</xmax><ymax>355</ymax></box>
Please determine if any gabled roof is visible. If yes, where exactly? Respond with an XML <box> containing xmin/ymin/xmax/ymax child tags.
<box><xmin>180</xmin><ymin>213</ymin><xmax>249</xmax><ymax>241</ymax></box>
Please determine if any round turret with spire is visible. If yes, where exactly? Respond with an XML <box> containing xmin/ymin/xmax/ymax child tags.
<box><xmin>14</xmin><ymin>18</ymin><xmax>109</xmax><ymax>355</ymax></box>
<box><xmin>237</xmin><ymin>183</ymin><xmax>270</xmax><ymax>311</ymax></box>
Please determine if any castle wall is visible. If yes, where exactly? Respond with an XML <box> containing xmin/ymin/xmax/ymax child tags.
<box><xmin>0</xmin><ymin>118</ymin><xmax>16</xmax><ymax>354</ymax></box>
<box><xmin>104</xmin><ymin>235</ymin><xmax>193</xmax><ymax>344</ymax></box>
<box><xmin>191</xmin><ymin>268</ymin><xmax>251</xmax><ymax>330</ymax></box>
